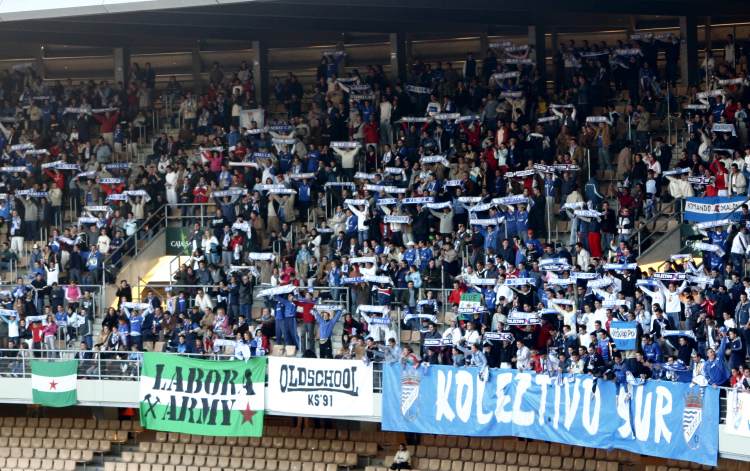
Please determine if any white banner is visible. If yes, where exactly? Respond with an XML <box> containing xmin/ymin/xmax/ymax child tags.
<box><xmin>726</xmin><ymin>390</ymin><xmax>750</xmax><ymax>438</ymax></box>
<box><xmin>266</xmin><ymin>357</ymin><xmax>373</xmax><ymax>417</ymax></box>
<box><xmin>239</xmin><ymin>108</ymin><xmax>265</xmax><ymax>130</ymax></box>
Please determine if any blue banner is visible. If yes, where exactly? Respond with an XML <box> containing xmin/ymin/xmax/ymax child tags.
<box><xmin>684</xmin><ymin>196</ymin><xmax>745</xmax><ymax>222</ymax></box>
<box><xmin>382</xmin><ymin>364</ymin><xmax>719</xmax><ymax>466</ymax></box>
<box><xmin>610</xmin><ymin>321</ymin><xmax>638</xmax><ymax>350</ymax></box>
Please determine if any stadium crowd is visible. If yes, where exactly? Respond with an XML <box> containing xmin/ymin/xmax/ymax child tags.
<box><xmin>0</xmin><ymin>33</ymin><xmax>749</xmax><ymax>391</ymax></box>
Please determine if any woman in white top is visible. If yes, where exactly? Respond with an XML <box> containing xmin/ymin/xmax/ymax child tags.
<box><xmin>514</xmin><ymin>340</ymin><xmax>531</xmax><ymax>370</ymax></box>
<box><xmin>44</xmin><ymin>261</ymin><xmax>60</xmax><ymax>286</ymax></box>
<box><xmin>194</xmin><ymin>289</ymin><xmax>215</xmax><ymax>312</ymax></box>
<box><xmin>97</xmin><ymin>229</ymin><xmax>111</xmax><ymax>254</ymax></box>
<box><xmin>165</xmin><ymin>167</ymin><xmax>179</xmax><ymax>205</ymax></box>
<box><xmin>201</xmin><ymin>230</ymin><xmax>220</xmax><ymax>265</ymax></box>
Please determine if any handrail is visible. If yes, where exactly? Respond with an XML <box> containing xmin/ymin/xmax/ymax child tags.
<box><xmin>102</xmin><ymin>204</ymin><xmax>168</xmax><ymax>269</ymax></box>
<box><xmin>0</xmin><ymin>347</ymin><xmax>741</xmax><ymax>410</ymax></box>
<box><xmin>627</xmin><ymin>198</ymin><xmax>682</xmax><ymax>257</ymax></box>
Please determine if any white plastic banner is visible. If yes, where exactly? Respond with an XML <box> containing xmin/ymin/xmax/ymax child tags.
<box><xmin>726</xmin><ymin>390</ymin><xmax>750</xmax><ymax>438</ymax></box>
<box><xmin>266</xmin><ymin>357</ymin><xmax>373</xmax><ymax>417</ymax></box>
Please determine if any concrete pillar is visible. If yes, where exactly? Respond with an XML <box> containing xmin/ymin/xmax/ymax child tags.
<box><xmin>479</xmin><ymin>32</ymin><xmax>489</xmax><ymax>59</ymax></box>
<box><xmin>251</xmin><ymin>40</ymin><xmax>269</xmax><ymax>108</ymax></box>
<box><xmin>335</xmin><ymin>40</ymin><xmax>346</xmax><ymax>77</ymax></box>
<box><xmin>680</xmin><ymin>16</ymin><xmax>699</xmax><ymax>87</ymax></box>
<box><xmin>389</xmin><ymin>32</ymin><xmax>407</xmax><ymax>83</ymax></box>
<box><xmin>34</xmin><ymin>45</ymin><xmax>45</xmax><ymax>80</ymax></box>
<box><xmin>549</xmin><ymin>30</ymin><xmax>559</xmax><ymax>87</ymax></box>
<box><xmin>627</xmin><ymin>16</ymin><xmax>637</xmax><ymax>38</ymax></box>
<box><xmin>191</xmin><ymin>44</ymin><xmax>203</xmax><ymax>94</ymax></box>
<box><xmin>705</xmin><ymin>16</ymin><xmax>712</xmax><ymax>53</ymax></box>
<box><xmin>113</xmin><ymin>47</ymin><xmax>130</xmax><ymax>86</ymax></box>
<box><xmin>528</xmin><ymin>25</ymin><xmax>546</xmax><ymax>81</ymax></box>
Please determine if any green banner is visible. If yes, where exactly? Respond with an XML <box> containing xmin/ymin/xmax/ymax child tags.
<box><xmin>139</xmin><ymin>353</ymin><xmax>266</xmax><ymax>436</ymax></box>
<box><xmin>165</xmin><ymin>227</ymin><xmax>192</xmax><ymax>255</ymax></box>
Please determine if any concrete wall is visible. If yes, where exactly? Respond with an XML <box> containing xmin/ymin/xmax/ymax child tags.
<box><xmin>107</xmin><ymin>230</ymin><xmax>166</xmax><ymax>308</ymax></box>
<box><xmin>0</xmin><ymin>377</ymin><xmax>381</xmax><ymax>422</ymax></box>
<box><xmin>637</xmin><ymin>225</ymin><xmax>682</xmax><ymax>266</ymax></box>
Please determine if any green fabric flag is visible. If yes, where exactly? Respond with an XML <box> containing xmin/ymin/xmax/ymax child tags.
<box><xmin>31</xmin><ymin>360</ymin><xmax>78</xmax><ymax>407</ymax></box>
<box><xmin>139</xmin><ymin>353</ymin><xmax>266</xmax><ymax>436</ymax></box>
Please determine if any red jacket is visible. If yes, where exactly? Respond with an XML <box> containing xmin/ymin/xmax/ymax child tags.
<box><xmin>94</xmin><ymin>112</ymin><xmax>120</xmax><ymax>133</ymax></box>
<box><xmin>44</xmin><ymin>169</ymin><xmax>65</xmax><ymax>190</ymax></box>
<box><xmin>295</xmin><ymin>299</ymin><xmax>316</xmax><ymax>323</ymax></box>
<box><xmin>363</xmin><ymin>122</ymin><xmax>379</xmax><ymax>144</ymax></box>
<box><xmin>193</xmin><ymin>186</ymin><xmax>209</xmax><ymax>203</ymax></box>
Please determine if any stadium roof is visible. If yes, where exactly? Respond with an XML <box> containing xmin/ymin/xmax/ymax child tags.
<box><xmin>0</xmin><ymin>0</ymin><xmax>745</xmax><ymax>47</ymax></box>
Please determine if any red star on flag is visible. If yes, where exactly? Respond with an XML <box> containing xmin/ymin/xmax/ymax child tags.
<box><xmin>241</xmin><ymin>403</ymin><xmax>256</xmax><ymax>424</ymax></box>
<box><xmin>49</xmin><ymin>380</ymin><xmax>58</xmax><ymax>391</ymax></box>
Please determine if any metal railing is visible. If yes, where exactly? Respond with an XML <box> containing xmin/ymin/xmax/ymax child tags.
<box><xmin>627</xmin><ymin>198</ymin><xmax>683</xmax><ymax>257</ymax></box>
<box><xmin>165</xmin><ymin>203</ymin><xmax>214</xmax><ymax>229</ymax></box>
<box><xmin>0</xmin><ymin>347</ymin><xmax>743</xmax><ymax>414</ymax></box>
<box><xmin>102</xmin><ymin>205</ymin><xmax>169</xmax><ymax>270</ymax></box>
<box><xmin>0</xmin><ymin>348</ymin><xmax>384</xmax><ymax>392</ymax></box>
<box><xmin>127</xmin><ymin>283</ymin><xmax>352</xmax><ymax>316</ymax></box>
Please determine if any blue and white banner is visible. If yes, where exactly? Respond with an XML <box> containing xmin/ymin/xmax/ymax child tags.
<box><xmin>382</xmin><ymin>365</ymin><xmax>719</xmax><ymax>466</ymax></box>
<box><xmin>684</xmin><ymin>196</ymin><xmax>746</xmax><ymax>223</ymax></box>
<box><xmin>610</xmin><ymin>321</ymin><xmax>638</xmax><ymax>350</ymax></box>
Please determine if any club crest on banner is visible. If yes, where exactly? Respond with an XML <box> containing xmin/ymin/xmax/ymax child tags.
<box><xmin>682</xmin><ymin>387</ymin><xmax>704</xmax><ymax>449</ymax></box>
<box><xmin>400</xmin><ymin>365</ymin><xmax>421</xmax><ymax>421</ymax></box>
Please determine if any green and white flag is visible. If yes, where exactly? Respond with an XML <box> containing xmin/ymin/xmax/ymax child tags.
<box><xmin>139</xmin><ymin>353</ymin><xmax>266</xmax><ymax>436</ymax></box>
<box><xmin>31</xmin><ymin>360</ymin><xmax>78</xmax><ymax>407</ymax></box>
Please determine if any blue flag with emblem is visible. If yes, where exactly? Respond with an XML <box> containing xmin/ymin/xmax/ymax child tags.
<box><xmin>382</xmin><ymin>364</ymin><xmax>719</xmax><ymax>466</ymax></box>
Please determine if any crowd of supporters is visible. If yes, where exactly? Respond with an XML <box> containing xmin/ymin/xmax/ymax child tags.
<box><xmin>0</xmin><ymin>34</ymin><xmax>749</xmax><ymax>392</ymax></box>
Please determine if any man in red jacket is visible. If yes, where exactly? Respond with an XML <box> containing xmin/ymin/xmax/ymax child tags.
<box><xmin>362</xmin><ymin>115</ymin><xmax>379</xmax><ymax>151</ymax></box>
<box><xmin>294</xmin><ymin>291</ymin><xmax>317</xmax><ymax>355</ymax></box>
<box><xmin>93</xmin><ymin>110</ymin><xmax>120</xmax><ymax>147</ymax></box>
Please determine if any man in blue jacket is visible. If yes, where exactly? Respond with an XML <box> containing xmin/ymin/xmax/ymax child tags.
<box><xmin>274</xmin><ymin>293</ymin><xmax>299</xmax><ymax>350</ymax></box>
<box><xmin>313</xmin><ymin>307</ymin><xmax>343</xmax><ymax>358</ymax></box>
<box><xmin>704</xmin><ymin>332</ymin><xmax>730</xmax><ymax>386</ymax></box>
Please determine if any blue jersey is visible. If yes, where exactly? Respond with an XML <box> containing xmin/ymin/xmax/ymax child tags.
<box><xmin>130</xmin><ymin>315</ymin><xmax>143</xmax><ymax>335</ymax></box>
<box><xmin>298</xmin><ymin>183</ymin><xmax>311</xmax><ymax>202</ymax></box>
<box><xmin>418</xmin><ymin>248</ymin><xmax>433</xmax><ymax>270</ymax></box>
<box><xmin>505</xmin><ymin>211</ymin><xmax>518</xmax><ymax>236</ymax></box>
<box><xmin>403</xmin><ymin>249</ymin><xmax>418</xmax><ymax>266</ymax></box>
<box><xmin>516</xmin><ymin>210</ymin><xmax>529</xmax><ymax>235</ymax></box>
<box><xmin>346</xmin><ymin>215</ymin><xmax>358</xmax><ymax>234</ymax></box>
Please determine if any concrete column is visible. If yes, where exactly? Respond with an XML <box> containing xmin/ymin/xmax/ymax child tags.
<box><xmin>335</xmin><ymin>40</ymin><xmax>346</xmax><ymax>77</ymax></box>
<box><xmin>113</xmin><ymin>47</ymin><xmax>130</xmax><ymax>86</ymax></box>
<box><xmin>528</xmin><ymin>25</ymin><xmax>546</xmax><ymax>81</ymax></box>
<box><xmin>251</xmin><ymin>40</ymin><xmax>269</xmax><ymax>108</ymax></box>
<box><xmin>34</xmin><ymin>45</ymin><xmax>45</xmax><ymax>80</ymax></box>
<box><xmin>389</xmin><ymin>32</ymin><xmax>407</xmax><ymax>83</ymax></box>
<box><xmin>191</xmin><ymin>44</ymin><xmax>203</xmax><ymax>94</ymax></box>
<box><xmin>627</xmin><ymin>16</ymin><xmax>637</xmax><ymax>38</ymax></box>
<box><xmin>479</xmin><ymin>32</ymin><xmax>489</xmax><ymax>59</ymax></box>
<box><xmin>680</xmin><ymin>16</ymin><xmax>699</xmax><ymax>87</ymax></box>
<box><xmin>705</xmin><ymin>16</ymin><xmax>712</xmax><ymax>53</ymax></box>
